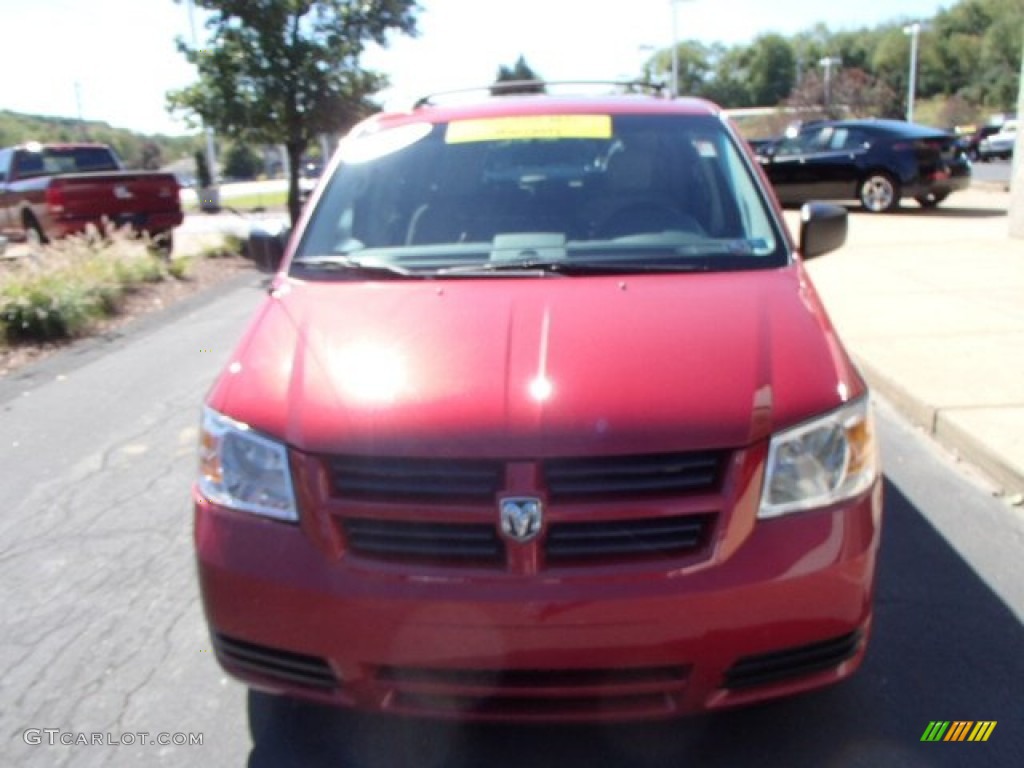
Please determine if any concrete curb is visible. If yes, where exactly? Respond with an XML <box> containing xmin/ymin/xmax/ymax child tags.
<box><xmin>857</xmin><ymin>356</ymin><xmax>1024</xmax><ymax>498</ymax></box>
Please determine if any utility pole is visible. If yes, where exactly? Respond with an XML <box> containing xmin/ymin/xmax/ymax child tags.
<box><xmin>74</xmin><ymin>82</ymin><xmax>87</xmax><ymax>139</ymax></box>
<box><xmin>669</xmin><ymin>0</ymin><xmax>695</xmax><ymax>97</ymax></box>
<box><xmin>187</xmin><ymin>0</ymin><xmax>220</xmax><ymax>210</ymax></box>
<box><xmin>819</xmin><ymin>56</ymin><xmax>841</xmax><ymax>110</ymax></box>
<box><xmin>903</xmin><ymin>23</ymin><xmax>921</xmax><ymax>123</ymax></box>
<box><xmin>1009</xmin><ymin>21</ymin><xmax>1024</xmax><ymax>238</ymax></box>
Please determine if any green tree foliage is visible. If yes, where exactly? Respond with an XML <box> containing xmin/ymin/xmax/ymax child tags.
<box><xmin>746</xmin><ymin>35</ymin><xmax>797</xmax><ymax>106</ymax></box>
<box><xmin>642</xmin><ymin>0</ymin><xmax>1021</xmax><ymax>120</ymax></box>
<box><xmin>140</xmin><ymin>142</ymin><xmax>164</xmax><ymax>170</ymax></box>
<box><xmin>492</xmin><ymin>55</ymin><xmax>545</xmax><ymax>94</ymax></box>
<box><xmin>167</xmin><ymin>0</ymin><xmax>419</xmax><ymax>224</ymax></box>
<box><xmin>223</xmin><ymin>142</ymin><xmax>262</xmax><ymax>180</ymax></box>
<box><xmin>647</xmin><ymin>41</ymin><xmax>713</xmax><ymax>95</ymax></box>
<box><xmin>0</xmin><ymin>111</ymin><xmax>199</xmax><ymax>169</ymax></box>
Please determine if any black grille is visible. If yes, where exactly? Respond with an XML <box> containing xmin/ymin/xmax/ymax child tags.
<box><xmin>377</xmin><ymin>665</ymin><xmax>687</xmax><ymax>689</ymax></box>
<box><xmin>377</xmin><ymin>664</ymin><xmax>688</xmax><ymax>719</ymax></box>
<box><xmin>389</xmin><ymin>691</ymin><xmax>676</xmax><ymax>719</ymax></box>
<box><xmin>543</xmin><ymin>452</ymin><xmax>724</xmax><ymax>500</ymax></box>
<box><xmin>329</xmin><ymin>456</ymin><xmax>502</xmax><ymax>502</ymax></box>
<box><xmin>723</xmin><ymin>630</ymin><xmax>864</xmax><ymax>690</ymax></box>
<box><xmin>343</xmin><ymin>518</ymin><xmax>504</xmax><ymax>565</ymax></box>
<box><xmin>213</xmin><ymin>634</ymin><xmax>337</xmax><ymax>689</ymax></box>
<box><xmin>546</xmin><ymin>514</ymin><xmax>714</xmax><ymax>561</ymax></box>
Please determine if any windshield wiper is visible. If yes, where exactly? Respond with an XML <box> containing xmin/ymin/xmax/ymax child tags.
<box><xmin>291</xmin><ymin>255</ymin><xmax>415</xmax><ymax>279</ymax></box>
<box><xmin>436</xmin><ymin>259</ymin><xmax>713</xmax><ymax>276</ymax></box>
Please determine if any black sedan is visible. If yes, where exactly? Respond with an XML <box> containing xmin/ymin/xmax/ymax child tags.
<box><xmin>754</xmin><ymin>119</ymin><xmax>971</xmax><ymax>212</ymax></box>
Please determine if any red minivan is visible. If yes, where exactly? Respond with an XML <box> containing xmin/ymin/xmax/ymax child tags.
<box><xmin>195</xmin><ymin>85</ymin><xmax>881</xmax><ymax>721</ymax></box>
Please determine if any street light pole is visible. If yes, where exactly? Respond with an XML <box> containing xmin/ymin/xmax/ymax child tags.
<box><xmin>819</xmin><ymin>56</ymin><xmax>841</xmax><ymax>110</ymax></box>
<box><xmin>669</xmin><ymin>0</ymin><xmax>695</xmax><ymax>98</ymax></box>
<box><xmin>1009</xmin><ymin>20</ymin><xmax>1024</xmax><ymax>238</ymax></box>
<box><xmin>903</xmin><ymin>22</ymin><xmax>921</xmax><ymax>123</ymax></box>
<box><xmin>187</xmin><ymin>0</ymin><xmax>219</xmax><ymax>205</ymax></box>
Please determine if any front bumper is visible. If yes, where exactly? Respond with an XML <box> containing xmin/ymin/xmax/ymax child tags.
<box><xmin>195</xmin><ymin>469</ymin><xmax>882</xmax><ymax>722</ymax></box>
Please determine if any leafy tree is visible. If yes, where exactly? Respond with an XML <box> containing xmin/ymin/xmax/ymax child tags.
<box><xmin>637</xmin><ymin>0</ymin><xmax>1019</xmax><ymax>122</ymax></box>
<box><xmin>786</xmin><ymin>67</ymin><xmax>899</xmax><ymax>119</ymax></box>
<box><xmin>746</xmin><ymin>35</ymin><xmax>796</xmax><ymax>106</ymax></box>
<box><xmin>703</xmin><ymin>45</ymin><xmax>753</xmax><ymax>108</ymax></box>
<box><xmin>223</xmin><ymin>142</ymin><xmax>262</xmax><ymax>180</ymax></box>
<box><xmin>140</xmin><ymin>142</ymin><xmax>164</xmax><ymax>170</ymax></box>
<box><xmin>168</xmin><ymin>0</ymin><xmax>419</xmax><ymax>224</ymax></box>
<box><xmin>646</xmin><ymin>40</ymin><xmax>712</xmax><ymax>96</ymax></box>
<box><xmin>492</xmin><ymin>55</ymin><xmax>545</xmax><ymax>94</ymax></box>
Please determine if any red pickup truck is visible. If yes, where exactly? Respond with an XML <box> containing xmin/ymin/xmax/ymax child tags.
<box><xmin>0</xmin><ymin>142</ymin><xmax>183</xmax><ymax>251</ymax></box>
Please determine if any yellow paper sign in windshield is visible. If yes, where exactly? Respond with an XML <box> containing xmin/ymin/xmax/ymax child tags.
<box><xmin>446</xmin><ymin>115</ymin><xmax>612</xmax><ymax>144</ymax></box>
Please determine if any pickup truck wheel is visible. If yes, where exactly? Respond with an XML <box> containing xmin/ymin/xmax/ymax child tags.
<box><xmin>858</xmin><ymin>172</ymin><xmax>900</xmax><ymax>213</ymax></box>
<box><xmin>23</xmin><ymin>214</ymin><xmax>48</xmax><ymax>246</ymax></box>
<box><xmin>148</xmin><ymin>231</ymin><xmax>174</xmax><ymax>257</ymax></box>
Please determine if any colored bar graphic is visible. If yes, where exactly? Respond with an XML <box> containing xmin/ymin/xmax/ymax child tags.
<box><xmin>921</xmin><ymin>721</ymin><xmax>996</xmax><ymax>742</ymax></box>
<box><xmin>969</xmin><ymin>722</ymin><xmax>997</xmax><ymax>742</ymax></box>
<box><xmin>945</xmin><ymin>721</ymin><xmax>972</xmax><ymax>741</ymax></box>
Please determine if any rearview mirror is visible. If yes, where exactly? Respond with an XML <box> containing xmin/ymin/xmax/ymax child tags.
<box><xmin>799</xmin><ymin>202</ymin><xmax>847</xmax><ymax>260</ymax></box>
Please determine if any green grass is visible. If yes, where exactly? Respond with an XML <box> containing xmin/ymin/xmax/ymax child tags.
<box><xmin>0</xmin><ymin>229</ymin><xmax>188</xmax><ymax>343</ymax></box>
<box><xmin>184</xmin><ymin>189</ymin><xmax>288</xmax><ymax>212</ymax></box>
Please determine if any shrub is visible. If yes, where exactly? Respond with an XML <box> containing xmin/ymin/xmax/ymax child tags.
<box><xmin>0</xmin><ymin>229</ymin><xmax>177</xmax><ymax>343</ymax></box>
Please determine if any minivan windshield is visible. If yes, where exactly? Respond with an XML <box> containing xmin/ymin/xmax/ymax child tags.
<box><xmin>294</xmin><ymin>113</ymin><xmax>786</xmax><ymax>276</ymax></box>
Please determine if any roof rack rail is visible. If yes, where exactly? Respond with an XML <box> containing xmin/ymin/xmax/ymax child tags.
<box><xmin>413</xmin><ymin>80</ymin><xmax>666</xmax><ymax>109</ymax></box>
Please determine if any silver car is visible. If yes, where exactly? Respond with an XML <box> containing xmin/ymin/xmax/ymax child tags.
<box><xmin>978</xmin><ymin>120</ymin><xmax>1018</xmax><ymax>161</ymax></box>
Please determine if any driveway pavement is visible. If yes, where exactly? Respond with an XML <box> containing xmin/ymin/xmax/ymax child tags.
<box><xmin>792</xmin><ymin>185</ymin><xmax>1024</xmax><ymax>499</ymax></box>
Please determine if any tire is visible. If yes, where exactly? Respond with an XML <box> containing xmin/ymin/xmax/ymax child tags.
<box><xmin>858</xmin><ymin>172</ymin><xmax>900</xmax><ymax>213</ymax></box>
<box><xmin>23</xmin><ymin>212</ymin><xmax>47</xmax><ymax>246</ymax></box>
<box><xmin>915</xmin><ymin>191</ymin><xmax>949</xmax><ymax>209</ymax></box>
<box><xmin>148</xmin><ymin>231</ymin><xmax>174</xmax><ymax>257</ymax></box>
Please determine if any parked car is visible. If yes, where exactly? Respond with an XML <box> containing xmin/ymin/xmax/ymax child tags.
<box><xmin>195</xmin><ymin>84</ymin><xmax>881</xmax><ymax>721</ymax></box>
<box><xmin>298</xmin><ymin>161</ymin><xmax>323</xmax><ymax>201</ymax></box>
<box><xmin>755</xmin><ymin>119</ymin><xmax>971</xmax><ymax>212</ymax></box>
<box><xmin>0</xmin><ymin>142</ymin><xmax>183</xmax><ymax>251</ymax></box>
<box><xmin>955</xmin><ymin>123</ymin><xmax>1002</xmax><ymax>162</ymax></box>
<box><xmin>977</xmin><ymin>119</ymin><xmax>1018</xmax><ymax>162</ymax></box>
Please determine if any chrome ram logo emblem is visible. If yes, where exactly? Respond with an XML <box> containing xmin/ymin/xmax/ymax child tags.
<box><xmin>499</xmin><ymin>497</ymin><xmax>543</xmax><ymax>543</ymax></box>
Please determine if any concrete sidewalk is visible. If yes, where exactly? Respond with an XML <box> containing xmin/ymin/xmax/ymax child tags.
<box><xmin>794</xmin><ymin>186</ymin><xmax>1024</xmax><ymax>499</ymax></box>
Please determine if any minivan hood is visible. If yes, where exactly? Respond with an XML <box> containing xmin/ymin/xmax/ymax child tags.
<box><xmin>209</xmin><ymin>268</ymin><xmax>863</xmax><ymax>456</ymax></box>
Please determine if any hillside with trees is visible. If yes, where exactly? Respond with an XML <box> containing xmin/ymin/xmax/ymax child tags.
<box><xmin>645</xmin><ymin>0</ymin><xmax>1021</xmax><ymax>128</ymax></box>
<box><xmin>0</xmin><ymin>110</ymin><xmax>201</xmax><ymax>170</ymax></box>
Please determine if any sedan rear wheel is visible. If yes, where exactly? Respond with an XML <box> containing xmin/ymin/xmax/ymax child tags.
<box><xmin>915</xmin><ymin>191</ymin><xmax>949</xmax><ymax>208</ymax></box>
<box><xmin>858</xmin><ymin>173</ymin><xmax>900</xmax><ymax>213</ymax></box>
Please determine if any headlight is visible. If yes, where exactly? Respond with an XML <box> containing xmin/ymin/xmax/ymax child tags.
<box><xmin>759</xmin><ymin>397</ymin><xmax>877</xmax><ymax>519</ymax></box>
<box><xmin>198</xmin><ymin>407</ymin><xmax>298</xmax><ymax>521</ymax></box>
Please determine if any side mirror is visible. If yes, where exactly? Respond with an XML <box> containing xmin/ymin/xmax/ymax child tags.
<box><xmin>247</xmin><ymin>220</ymin><xmax>291</xmax><ymax>273</ymax></box>
<box><xmin>799</xmin><ymin>202</ymin><xmax>847</xmax><ymax>260</ymax></box>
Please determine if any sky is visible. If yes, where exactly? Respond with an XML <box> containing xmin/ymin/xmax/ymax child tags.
<box><xmin>0</xmin><ymin>0</ymin><xmax>958</xmax><ymax>137</ymax></box>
